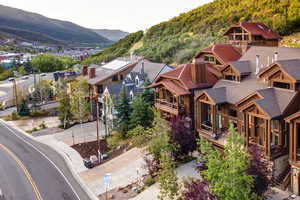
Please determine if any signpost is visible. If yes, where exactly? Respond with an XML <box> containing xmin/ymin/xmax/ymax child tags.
<box><xmin>104</xmin><ymin>173</ymin><xmax>112</xmax><ymax>200</ymax></box>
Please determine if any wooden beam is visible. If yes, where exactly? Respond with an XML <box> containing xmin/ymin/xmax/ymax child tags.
<box><xmin>212</xmin><ymin>105</ymin><xmax>216</xmax><ymax>133</ymax></box>
<box><xmin>290</xmin><ymin>122</ymin><xmax>294</xmax><ymax>161</ymax></box>
<box><xmin>267</xmin><ymin>120</ymin><xmax>271</xmax><ymax>158</ymax></box>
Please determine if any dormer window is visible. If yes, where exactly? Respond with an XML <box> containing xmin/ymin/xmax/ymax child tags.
<box><xmin>204</xmin><ymin>56</ymin><xmax>215</xmax><ymax>62</ymax></box>
<box><xmin>273</xmin><ymin>81</ymin><xmax>290</xmax><ymax>89</ymax></box>
<box><xmin>225</xmin><ymin>75</ymin><xmax>237</xmax><ymax>81</ymax></box>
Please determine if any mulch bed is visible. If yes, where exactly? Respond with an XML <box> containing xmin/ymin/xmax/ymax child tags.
<box><xmin>98</xmin><ymin>182</ymin><xmax>141</xmax><ymax>200</ymax></box>
<box><xmin>71</xmin><ymin>140</ymin><xmax>131</xmax><ymax>166</ymax></box>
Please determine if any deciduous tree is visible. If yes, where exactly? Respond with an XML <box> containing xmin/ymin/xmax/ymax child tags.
<box><xmin>199</xmin><ymin>123</ymin><xmax>256</xmax><ymax>200</ymax></box>
<box><xmin>158</xmin><ymin>152</ymin><xmax>179</xmax><ymax>200</ymax></box>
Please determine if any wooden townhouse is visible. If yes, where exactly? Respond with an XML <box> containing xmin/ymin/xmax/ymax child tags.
<box><xmin>195</xmin><ymin>46</ymin><xmax>300</xmax><ymax>191</ymax></box>
<box><xmin>152</xmin><ymin>21</ymin><xmax>300</xmax><ymax>193</ymax></box>
<box><xmin>150</xmin><ymin>60</ymin><xmax>221</xmax><ymax>126</ymax></box>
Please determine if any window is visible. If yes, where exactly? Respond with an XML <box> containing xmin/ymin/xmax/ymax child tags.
<box><xmin>235</xmin><ymin>35</ymin><xmax>243</xmax><ymax>40</ymax></box>
<box><xmin>120</xmin><ymin>74</ymin><xmax>124</xmax><ymax>80</ymax></box>
<box><xmin>273</xmin><ymin>81</ymin><xmax>290</xmax><ymax>89</ymax></box>
<box><xmin>216</xmin><ymin>105</ymin><xmax>222</xmax><ymax>112</ymax></box>
<box><xmin>259</xmin><ymin>128</ymin><xmax>265</xmax><ymax>145</ymax></box>
<box><xmin>216</xmin><ymin>114</ymin><xmax>222</xmax><ymax>129</ymax></box>
<box><xmin>97</xmin><ymin>85</ymin><xmax>103</xmax><ymax>94</ymax></box>
<box><xmin>254</xmin><ymin>35</ymin><xmax>263</xmax><ymax>41</ymax></box>
<box><xmin>225</xmin><ymin>75</ymin><xmax>236</xmax><ymax>81</ymax></box>
<box><xmin>271</xmin><ymin>120</ymin><xmax>280</xmax><ymax>130</ymax></box>
<box><xmin>229</xmin><ymin>108</ymin><xmax>237</xmax><ymax>117</ymax></box>
<box><xmin>204</xmin><ymin>56</ymin><xmax>215</xmax><ymax>63</ymax></box>
<box><xmin>112</xmin><ymin>75</ymin><xmax>118</xmax><ymax>81</ymax></box>
<box><xmin>135</xmin><ymin>77</ymin><xmax>139</xmax><ymax>85</ymax></box>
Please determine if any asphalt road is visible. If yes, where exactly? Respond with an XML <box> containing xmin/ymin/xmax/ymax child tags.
<box><xmin>0</xmin><ymin>120</ymin><xmax>92</xmax><ymax>200</ymax></box>
<box><xmin>0</xmin><ymin>73</ymin><xmax>53</xmax><ymax>103</ymax></box>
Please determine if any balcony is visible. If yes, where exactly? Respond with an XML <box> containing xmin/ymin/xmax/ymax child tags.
<box><xmin>155</xmin><ymin>99</ymin><xmax>179</xmax><ymax>116</ymax></box>
<box><xmin>198</xmin><ymin>123</ymin><xmax>228</xmax><ymax>148</ymax></box>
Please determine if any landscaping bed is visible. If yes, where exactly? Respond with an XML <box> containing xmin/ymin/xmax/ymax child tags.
<box><xmin>71</xmin><ymin>140</ymin><xmax>131</xmax><ymax>166</ymax></box>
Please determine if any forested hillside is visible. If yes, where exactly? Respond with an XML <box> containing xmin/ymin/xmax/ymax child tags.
<box><xmin>85</xmin><ymin>0</ymin><xmax>300</xmax><ymax>65</ymax></box>
<box><xmin>0</xmin><ymin>5</ymin><xmax>112</xmax><ymax>46</ymax></box>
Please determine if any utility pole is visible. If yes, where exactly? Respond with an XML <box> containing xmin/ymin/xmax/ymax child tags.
<box><xmin>33</xmin><ymin>69</ymin><xmax>37</xmax><ymax>112</ymax></box>
<box><xmin>96</xmin><ymin>95</ymin><xmax>100</xmax><ymax>146</ymax></box>
<box><xmin>12</xmin><ymin>79</ymin><xmax>18</xmax><ymax>112</ymax></box>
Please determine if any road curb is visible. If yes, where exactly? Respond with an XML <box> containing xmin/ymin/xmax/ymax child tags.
<box><xmin>0</xmin><ymin>119</ymin><xmax>99</xmax><ymax>200</ymax></box>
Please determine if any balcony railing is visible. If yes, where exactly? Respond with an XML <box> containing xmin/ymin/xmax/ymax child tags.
<box><xmin>155</xmin><ymin>99</ymin><xmax>178</xmax><ymax>109</ymax></box>
<box><xmin>155</xmin><ymin>99</ymin><xmax>180</xmax><ymax>115</ymax></box>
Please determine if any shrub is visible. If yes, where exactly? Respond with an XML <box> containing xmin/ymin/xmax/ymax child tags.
<box><xmin>144</xmin><ymin>176</ymin><xmax>156</xmax><ymax>187</ymax></box>
<box><xmin>39</xmin><ymin>121</ymin><xmax>47</xmax><ymax>129</ymax></box>
<box><xmin>11</xmin><ymin>111</ymin><xmax>20</xmax><ymax>120</ymax></box>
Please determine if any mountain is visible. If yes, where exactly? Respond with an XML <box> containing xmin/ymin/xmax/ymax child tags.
<box><xmin>92</xmin><ymin>29</ymin><xmax>129</xmax><ymax>42</ymax></box>
<box><xmin>0</xmin><ymin>5</ymin><xmax>112</xmax><ymax>46</ymax></box>
<box><xmin>84</xmin><ymin>0</ymin><xmax>300</xmax><ymax>65</ymax></box>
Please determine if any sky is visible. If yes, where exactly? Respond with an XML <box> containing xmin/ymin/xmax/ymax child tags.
<box><xmin>0</xmin><ymin>0</ymin><xmax>212</xmax><ymax>33</ymax></box>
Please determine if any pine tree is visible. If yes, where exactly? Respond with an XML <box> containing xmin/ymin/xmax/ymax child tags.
<box><xmin>158</xmin><ymin>152</ymin><xmax>179</xmax><ymax>200</ymax></box>
<box><xmin>115</xmin><ymin>86</ymin><xmax>131</xmax><ymax>137</ymax></box>
<box><xmin>200</xmin><ymin>123</ymin><xmax>257</xmax><ymax>200</ymax></box>
<box><xmin>141</xmin><ymin>79</ymin><xmax>155</xmax><ymax>106</ymax></box>
<box><xmin>129</xmin><ymin>95</ymin><xmax>154</xmax><ymax>129</ymax></box>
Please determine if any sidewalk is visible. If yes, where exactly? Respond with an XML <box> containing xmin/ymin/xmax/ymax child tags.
<box><xmin>36</xmin><ymin>134</ymin><xmax>88</xmax><ymax>173</ymax></box>
<box><xmin>130</xmin><ymin>160</ymin><xmax>201</xmax><ymax>200</ymax></box>
<box><xmin>80</xmin><ymin>147</ymin><xmax>147</xmax><ymax>196</ymax></box>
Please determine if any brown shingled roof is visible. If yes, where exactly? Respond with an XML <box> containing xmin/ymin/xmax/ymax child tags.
<box><xmin>224</xmin><ymin>21</ymin><xmax>280</xmax><ymax>40</ymax></box>
<box><xmin>151</xmin><ymin>63</ymin><xmax>220</xmax><ymax>96</ymax></box>
<box><xmin>196</xmin><ymin>44</ymin><xmax>242</xmax><ymax>64</ymax></box>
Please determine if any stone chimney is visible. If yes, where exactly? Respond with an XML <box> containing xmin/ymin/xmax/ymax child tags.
<box><xmin>83</xmin><ymin>65</ymin><xmax>88</xmax><ymax>76</ymax></box>
<box><xmin>191</xmin><ymin>59</ymin><xmax>206</xmax><ymax>84</ymax></box>
<box><xmin>89</xmin><ymin>67</ymin><xmax>96</xmax><ymax>79</ymax></box>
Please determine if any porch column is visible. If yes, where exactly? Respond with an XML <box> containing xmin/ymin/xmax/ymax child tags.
<box><xmin>212</xmin><ymin>105</ymin><xmax>216</xmax><ymax>133</ymax></box>
<box><xmin>294</xmin><ymin>122</ymin><xmax>298</xmax><ymax>162</ymax></box>
<box><xmin>267</xmin><ymin>120</ymin><xmax>271</xmax><ymax>158</ymax></box>
<box><xmin>245</xmin><ymin>113</ymin><xmax>249</xmax><ymax>147</ymax></box>
<box><xmin>290</xmin><ymin>122</ymin><xmax>294</xmax><ymax>161</ymax></box>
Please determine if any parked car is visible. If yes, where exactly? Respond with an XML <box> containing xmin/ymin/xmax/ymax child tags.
<box><xmin>83</xmin><ymin>158</ymin><xmax>94</xmax><ymax>169</ymax></box>
<box><xmin>40</xmin><ymin>73</ymin><xmax>47</xmax><ymax>77</ymax></box>
<box><xmin>21</xmin><ymin>76</ymin><xmax>29</xmax><ymax>80</ymax></box>
<box><xmin>8</xmin><ymin>77</ymin><xmax>15</xmax><ymax>82</ymax></box>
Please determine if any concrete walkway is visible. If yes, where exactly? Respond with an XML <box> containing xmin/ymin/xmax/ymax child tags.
<box><xmin>130</xmin><ymin>160</ymin><xmax>201</xmax><ymax>200</ymax></box>
<box><xmin>80</xmin><ymin>147</ymin><xmax>147</xmax><ymax>196</ymax></box>
<box><xmin>36</xmin><ymin>134</ymin><xmax>87</xmax><ymax>173</ymax></box>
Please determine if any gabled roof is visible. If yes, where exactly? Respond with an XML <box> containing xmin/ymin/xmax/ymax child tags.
<box><xmin>196</xmin><ymin>87</ymin><xmax>227</xmax><ymax>105</ymax></box>
<box><xmin>224</xmin><ymin>21</ymin><xmax>280</xmax><ymax>40</ymax></box>
<box><xmin>131</xmin><ymin>60</ymin><xmax>174</xmax><ymax>82</ymax></box>
<box><xmin>228</xmin><ymin>60</ymin><xmax>252</xmax><ymax>75</ymax></box>
<box><xmin>238</xmin><ymin>88</ymin><xmax>297</xmax><ymax>119</ymax></box>
<box><xmin>275</xmin><ymin>59</ymin><xmax>300</xmax><ymax>81</ymax></box>
<box><xmin>151</xmin><ymin>62</ymin><xmax>220</xmax><ymax>96</ymax></box>
<box><xmin>195</xmin><ymin>44</ymin><xmax>242</xmax><ymax>64</ymax></box>
<box><xmin>159</xmin><ymin>63</ymin><xmax>219</xmax><ymax>90</ymax></box>
<box><xmin>87</xmin><ymin>57</ymin><xmax>142</xmax><ymax>85</ymax></box>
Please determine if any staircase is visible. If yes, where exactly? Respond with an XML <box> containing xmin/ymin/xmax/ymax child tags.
<box><xmin>272</xmin><ymin>166</ymin><xmax>291</xmax><ymax>190</ymax></box>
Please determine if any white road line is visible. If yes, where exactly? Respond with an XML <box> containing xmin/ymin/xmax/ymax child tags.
<box><xmin>0</xmin><ymin>121</ymin><xmax>81</xmax><ymax>200</ymax></box>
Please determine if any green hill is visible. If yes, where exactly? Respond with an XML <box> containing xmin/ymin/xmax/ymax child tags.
<box><xmin>85</xmin><ymin>0</ymin><xmax>300</xmax><ymax>65</ymax></box>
